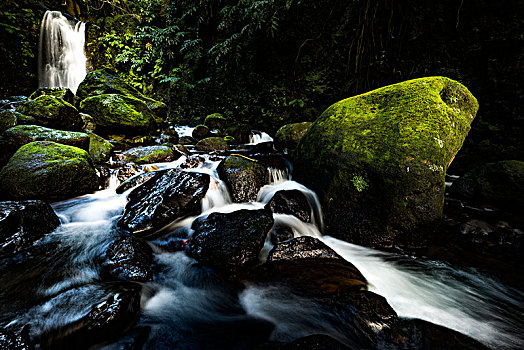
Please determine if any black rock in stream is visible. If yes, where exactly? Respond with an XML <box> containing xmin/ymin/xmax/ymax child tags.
<box><xmin>0</xmin><ymin>200</ymin><xmax>60</xmax><ymax>256</ymax></box>
<box><xmin>186</xmin><ymin>209</ymin><xmax>274</xmax><ymax>275</ymax></box>
<box><xmin>265</xmin><ymin>189</ymin><xmax>312</xmax><ymax>223</ymax></box>
<box><xmin>102</xmin><ymin>236</ymin><xmax>153</xmax><ymax>282</ymax></box>
<box><xmin>217</xmin><ymin>155</ymin><xmax>269</xmax><ymax>203</ymax></box>
<box><xmin>118</xmin><ymin>169</ymin><xmax>210</xmax><ymax>237</ymax></box>
<box><xmin>0</xmin><ymin>326</ymin><xmax>32</xmax><ymax>350</ymax></box>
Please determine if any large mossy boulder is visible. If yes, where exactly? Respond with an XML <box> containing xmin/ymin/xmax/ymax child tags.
<box><xmin>0</xmin><ymin>200</ymin><xmax>60</xmax><ymax>256</ymax></box>
<box><xmin>195</xmin><ymin>137</ymin><xmax>229</xmax><ymax>152</ymax></box>
<box><xmin>76</xmin><ymin>68</ymin><xmax>167</xmax><ymax>118</ymax></box>
<box><xmin>450</xmin><ymin>160</ymin><xmax>524</xmax><ymax>211</ymax></box>
<box><xmin>28</xmin><ymin>87</ymin><xmax>76</xmax><ymax>105</ymax></box>
<box><xmin>88</xmin><ymin>132</ymin><xmax>115</xmax><ymax>163</ymax></box>
<box><xmin>114</xmin><ymin>145</ymin><xmax>176</xmax><ymax>164</ymax></box>
<box><xmin>79</xmin><ymin>94</ymin><xmax>158</xmax><ymax>135</ymax></box>
<box><xmin>118</xmin><ymin>169</ymin><xmax>210</xmax><ymax>237</ymax></box>
<box><xmin>0</xmin><ymin>141</ymin><xmax>98</xmax><ymax>200</ymax></box>
<box><xmin>186</xmin><ymin>208</ymin><xmax>274</xmax><ymax>275</ymax></box>
<box><xmin>217</xmin><ymin>155</ymin><xmax>269</xmax><ymax>203</ymax></box>
<box><xmin>274</xmin><ymin>122</ymin><xmax>312</xmax><ymax>151</ymax></box>
<box><xmin>293</xmin><ymin>77</ymin><xmax>478</xmax><ymax>248</ymax></box>
<box><xmin>3</xmin><ymin>125</ymin><xmax>89</xmax><ymax>151</ymax></box>
<box><xmin>204</xmin><ymin>113</ymin><xmax>227</xmax><ymax>131</ymax></box>
<box><xmin>0</xmin><ymin>110</ymin><xmax>19</xmax><ymax>133</ymax></box>
<box><xmin>16</xmin><ymin>95</ymin><xmax>83</xmax><ymax>131</ymax></box>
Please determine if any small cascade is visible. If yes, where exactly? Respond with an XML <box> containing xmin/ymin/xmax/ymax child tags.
<box><xmin>268</xmin><ymin>167</ymin><xmax>290</xmax><ymax>185</ymax></box>
<box><xmin>38</xmin><ymin>11</ymin><xmax>87</xmax><ymax>93</ymax></box>
<box><xmin>249</xmin><ymin>131</ymin><xmax>273</xmax><ymax>144</ymax></box>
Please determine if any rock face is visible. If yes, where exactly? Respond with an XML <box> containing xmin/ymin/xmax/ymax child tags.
<box><xmin>88</xmin><ymin>132</ymin><xmax>115</xmax><ymax>163</ymax></box>
<box><xmin>274</xmin><ymin>122</ymin><xmax>312</xmax><ymax>151</ymax></box>
<box><xmin>76</xmin><ymin>68</ymin><xmax>167</xmax><ymax>118</ymax></box>
<box><xmin>79</xmin><ymin>94</ymin><xmax>158</xmax><ymax>135</ymax></box>
<box><xmin>118</xmin><ymin>169</ymin><xmax>210</xmax><ymax>237</ymax></box>
<box><xmin>16</xmin><ymin>95</ymin><xmax>83</xmax><ymax>131</ymax></box>
<box><xmin>102</xmin><ymin>236</ymin><xmax>153</xmax><ymax>282</ymax></box>
<box><xmin>450</xmin><ymin>160</ymin><xmax>524</xmax><ymax>211</ymax></box>
<box><xmin>293</xmin><ymin>77</ymin><xmax>478</xmax><ymax>248</ymax></box>
<box><xmin>0</xmin><ymin>200</ymin><xmax>60</xmax><ymax>256</ymax></box>
<box><xmin>3</xmin><ymin>125</ymin><xmax>89</xmax><ymax>151</ymax></box>
<box><xmin>265</xmin><ymin>190</ymin><xmax>312</xmax><ymax>223</ymax></box>
<box><xmin>195</xmin><ymin>137</ymin><xmax>229</xmax><ymax>152</ymax></box>
<box><xmin>259</xmin><ymin>236</ymin><xmax>367</xmax><ymax>295</ymax></box>
<box><xmin>186</xmin><ymin>208</ymin><xmax>274</xmax><ymax>274</ymax></box>
<box><xmin>0</xmin><ymin>141</ymin><xmax>98</xmax><ymax>200</ymax></box>
<box><xmin>114</xmin><ymin>145</ymin><xmax>176</xmax><ymax>164</ymax></box>
<box><xmin>217</xmin><ymin>155</ymin><xmax>268</xmax><ymax>203</ymax></box>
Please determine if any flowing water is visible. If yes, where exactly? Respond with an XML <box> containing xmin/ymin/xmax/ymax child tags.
<box><xmin>38</xmin><ymin>11</ymin><xmax>87</xmax><ymax>93</ymax></box>
<box><xmin>0</xmin><ymin>156</ymin><xmax>522</xmax><ymax>349</ymax></box>
<box><xmin>249</xmin><ymin>131</ymin><xmax>273</xmax><ymax>144</ymax></box>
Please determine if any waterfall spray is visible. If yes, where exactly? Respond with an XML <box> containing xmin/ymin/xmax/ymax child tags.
<box><xmin>38</xmin><ymin>11</ymin><xmax>87</xmax><ymax>93</ymax></box>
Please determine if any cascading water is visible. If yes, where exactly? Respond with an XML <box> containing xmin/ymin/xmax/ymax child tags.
<box><xmin>249</xmin><ymin>131</ymin><xmax>273</xmax><ymax>144</ymax></box>
<box><xmin>0</xmin><ymin>152</ymin><xmax>522</xmax><ymax>348</ymax></box>
<box><xmin>38</xmin><ymin>11</ymin><xmax>87</xmax><ymax>93</ymax></box>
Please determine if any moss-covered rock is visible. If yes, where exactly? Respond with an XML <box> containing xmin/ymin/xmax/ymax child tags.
<box><xmin>16</xmin><ymin>95</ymin><xmax>83</xmax><ymax>131</ymax></box>
<box><xmin>89</xmin><ymin>132</ymin><xmax>115</xmax><ymax>163</ymax></box>
<box><xmin>225</xmin><ymin>124</ymin><xmax>252</xmax><ymax>144</ymax></box>
<box><xmin>293</xmin><ymin>77</ymin><xmax>478</xmax><ymax>248</ymax></box>
<box><xmin>76</xmin><ymin>68</ymin><xmax>167</xmax><ymax>118</ymax></box>
<box><xmin>0</xmin><ymin>110</ymin><xmax>18</xmax><ymax>133</ymax></box>
<box><xmin>28</xmin><ymin>87</ymin><xmax>76</xmax><ymax>105</ymax></box>
<box><xmin>3</xmin><ymin>125</ymin><xmax>89</xmax><ymax>151</ymax></box>
<box><xmin>204</xmin><ymin>113</ymin><xmax>227</xmax><ymax>131</ymax></box>
<box><xmin>450</xmin><ymin>160</ymin><xmax>524</xmax><ymax>212</ymax></box>
<box><xmin>274</xmin><ymin>122</ymin><xmax>312</xmax><ymax>151</ymax></box>
<box><xmin>79</xmin><ymin>94</ymin><xmax>157</xmax><ymax>135</ymax></box>
<box><xmin>195</xmin><ymin>137</ymin><xmax>229</xmax><ymax>152</ymax></box>
<box><xmin>217</xmin><ymin>155</ymin><xmax>269</xmax><ymax>203</ymax></box>
<box><xmin>0</xmin><ymin>141</ymin><xmax>98</xmax><ymax>200</ymax></box>
<box><xmin>192</xmin><ymin>124</ymin><xmax>209</xmax><ymax>140</ymax></box>
<box><xmin>114</xmin><ymin>145</ymin><xmax>176</xmax><ymax>164</ymax></box>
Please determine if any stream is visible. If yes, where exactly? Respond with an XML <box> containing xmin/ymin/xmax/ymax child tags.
<box><xmin>0</xmin><ymin>147</ymin><xmax>523</xmax><ymax>349</ymax></box>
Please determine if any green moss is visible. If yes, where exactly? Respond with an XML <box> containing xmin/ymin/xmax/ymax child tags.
<box><xmin>293</xmin><ymin>77</ymin><xmax>478</xmax><ymax>247</ymax></box>
<box><xmin>274</xmin><ymin>122</ymin><xmax>312</xmax><ymax>150</ymax></box>
<box><xmin>16</xmin><ymin>95</ymin><xmax>83</xmax><ymax>130</ymax></box>
<box><xmin>204</xmin><ymin>113</ymin><xmax>227</xmax><ymax>130</ymax></box>
<box><xmin>118</xmin><ymin>145</ymin><xmax>174</xmax><ymax>164</ymax></box>
<box><xmin>4</xmin><ymin>125</ymin><xmax>89</xmax><ymax>151</ymax></box>
<box><xmin>195</xmin><ymin>137</ymin><xmax>229</xmax><ymax>152</ymax></box>
<box><xmin>88</xmin><ymin>132</ymin><xmax>115</xmax><ymax>163</ymax></box>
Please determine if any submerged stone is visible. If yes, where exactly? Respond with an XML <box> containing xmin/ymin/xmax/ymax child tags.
<box><xmin>293</xmin><ymin>77</ymin><xmax>478</xmax><ymax>248</ymax></box>
<box><xmin>3</xmin><ymin>125</ymin><xmax>89</xmax><ymax>151</ymax></box>
<box><xmin>118</xmin><ymin>169</ymin><xmax>210</xmax><ymax>237</ymax></box>
<box><xmin>0</xmin><ymin>200</ymin><xmax>60</xmax><ymax>256</ymax></box>
<box><xmin>0</xmin><ymin>141</ymin><xmax>98</xmax><ymax>200</ymax></box>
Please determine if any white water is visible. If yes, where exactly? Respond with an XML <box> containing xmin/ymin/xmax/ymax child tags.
<box><xmin>174</xmin><ymin>126</ymin><xmax>195</xmax><ymax>138</ymax></box>
<box><xmin>249</xmin><ymin>131</ymin><xmax>273</xmax><ymax>144</ymax></box>
<box><xmin>38</xmin><ymin>11</ymin><xmax>87</xmax><ymax>94</ymax></box>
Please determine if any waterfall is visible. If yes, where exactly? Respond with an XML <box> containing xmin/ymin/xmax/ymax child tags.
<box><xmin>249</xmin><ymin>131</ymin><xmax>273</xmax><ymax>144</ymax></box>
<box><xmin>38</xmin><ymin>11</ymin><xmax>87</xmax><ymax>94</ymax></box>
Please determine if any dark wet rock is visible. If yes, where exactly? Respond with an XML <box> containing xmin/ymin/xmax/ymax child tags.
<box><xmin>113</xmin><ymin>145</ymin><xmax>176</xmax><ymax>164</ymax></box>
<box><xmin>118</xmin><ymin>169</ymin><xmax>210</xmax><ymax>237</ymax></box>
<box><xmin>76</xmin><ymin>68</ymin><xmax>167</xmax><ymax>118</ymax></box>
<box><xmin>0</xmin><ymin>200</ymin><xmax>60</xmax><ymax>256</ymax></box>
<box><xmin>3</xmin><ymin>125</ymin><xmax>89</xmax><ymax>151</ymax></box>
<box><xmin>179</xmin><ymin>135</ymin><xmax>197</xmax><ymax>145</ymax></box>
<box><xmin>115</xmin><ymin>171</ymin><xmax>157</xmax><ymax>194</ymax></box>
<box><xmin>225</xmin><ymin>124</ymin><xmax>251</xmax><ymax>144</ymax></box>
<box><xmin>102</xmin><ymin>236</ymin><xmax>153</xmax><ymax>282</ymax></box>
<box><xmin>294</xmin><ymin>77</ymin><xmax>478</xmax><ymax>249</ymax></box>
<box><xmin>255</xmin><ymin>334</ymin><xmax>349</xmax><ymax>350</ymax></box>
<box><xmin>156</xmin><ymin>133</ymin><xmax>179</xmax><ymax>145</ymax></box>
<box><xmin>204</xmin><ymin>113</ymin><xmax>227</xmax><ymax>131</ymax></box>
<box><xmin>0</xmin><ymin>110</ymin><xmax>19</xmax><ymax>133</ymax></box>
<box><xmin>195</xmin><ymin>137</ymin><xmax>229</xmax><ymax>152</ymax></box>
<box><xmin>255</xmin><ymin>236</ymin><xmax>367</xmax><ymax>295</ymax></box>
<box><xmin>29</xmin><ymin>87</ymin><xmax>76</xmax><ymax>105</ymax></box>
<box><xmin>186</xmin><ymin>208</ymin><xmax>274</xmax><ymax>274</ymax></box>
<box><xmin>192</xmin><ymin>124</ymin><xmax>209</xmax><ymax>140</ymax></box>
<box><xmin>79</xmin><ymin>94</ymin><xmax>158</xmax><ymax>136</ymax></box>
<box><xmin>265</xmin><ymin>190</ymin><xmax>311</xmax><ymax>223</ymax></box>
<box><xmin>114</xmin><ymin>163</ymin><xmax>141</xmax><ymax>183</ymax></box>
<box><xmin>38</xmin><ymin>283</ymin><xmax>141</xmax><ymax>350</ymax></box>
<box><xmin>0</xmin><ymin>141</ymin><xmax>98</xmax><ymax>201</ymax></box>
<box><xmin>274</xmin><ymin>122</ymin><xmax>312</xmax><ymax>152</ymax></box>
<box><xmin>269</xmin><ymin>224</ymin><xmax>295</xmax><ymax>245</ymax></box>
<box><xmin>80</xmin><ymin>113</ymin><xmax>96</xmax><ymax>132</ymax></box>
<box><xmin>16</xmin><ymin>95</ymin><xmax>83</xmax><ymax>131</ymax></box>
<box><xmin>217</xmin><ymin>155</ymin><xmax>268</xmax><ymax>203</ymax></box>
<box><xmin>96</xmin><ymin>166</ymin><xmax>112</xmax><ymax>190</ymax></box>
<box><xmin>88</xmin><ymin>132</ymin><xmax>115</xmax><ymax>163</ymax></box>
<box><xmin>450</xmin><ymin>160</ymin><xmax>524</xmax><ymax>212</ymax></box>
<box><xmin>399</xmin><ymin>318</ymin><xmax>490</xmax><ymax>350</ymax></box>
<box><xmin>0</xmin><ymin>326</ymin><xmax>33</xmax><ymax>350</ymax></box>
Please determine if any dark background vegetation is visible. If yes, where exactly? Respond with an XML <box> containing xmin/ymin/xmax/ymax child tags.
<box><xmin>0</xmin><ymin>0</ymin><xmax>522</xmax><ymax>172</ymax></box>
